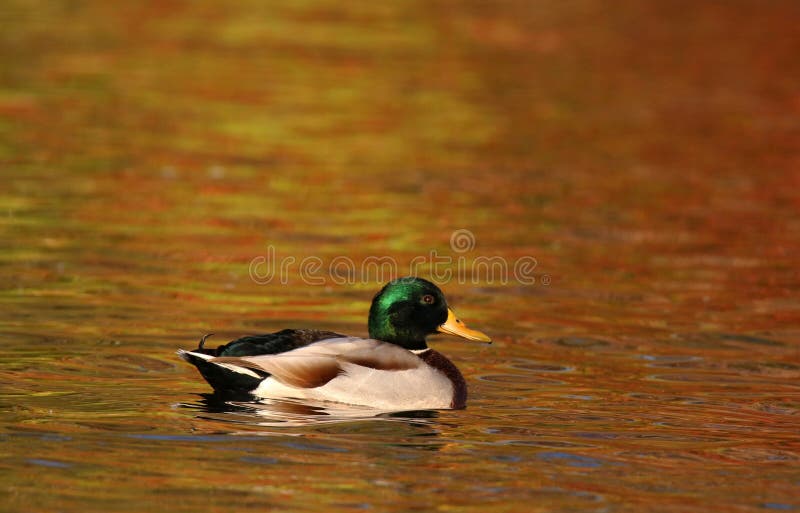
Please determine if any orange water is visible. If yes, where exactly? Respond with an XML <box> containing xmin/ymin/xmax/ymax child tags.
<box><xmin>1</xmin><ymin>2</ymin><xmax>799</xmax><ymax>512</ymax></box>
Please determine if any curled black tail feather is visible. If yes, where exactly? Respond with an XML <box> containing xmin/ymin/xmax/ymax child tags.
<box><xmin>198</xmin><ymin>333</ymin><xmax>215</xmax><ymax>350</ymax></box>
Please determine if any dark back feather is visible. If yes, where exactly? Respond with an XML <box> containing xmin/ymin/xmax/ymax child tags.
<box><xmin>204</xmin><ymin>329</ymin><xmax>345</xmax><ymax>357</ymax></box>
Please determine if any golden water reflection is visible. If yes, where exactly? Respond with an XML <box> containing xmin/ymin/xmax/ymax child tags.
<box><xmin>1</xmin><ymin>1</ymin><xmax>799</xmax><ymax>512</ymax></box>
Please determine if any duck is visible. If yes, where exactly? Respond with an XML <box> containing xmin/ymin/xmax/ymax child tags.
<box><xmin>178</xmin><ymin>277</ymin><xmax>491</xmax><ymax>410</ymax></box>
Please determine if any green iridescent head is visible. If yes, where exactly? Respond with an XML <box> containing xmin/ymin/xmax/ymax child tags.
<box><xmin>367</xmin><ymin>277</ymin><xmax>491</xmax><ymax>350</ymax></box>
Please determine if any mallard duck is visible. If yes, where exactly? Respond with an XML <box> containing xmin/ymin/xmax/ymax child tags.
<box><xmin>178</xmin><ymin>277</ymin><xmax>491</xmax><ymax>410</ymax></box>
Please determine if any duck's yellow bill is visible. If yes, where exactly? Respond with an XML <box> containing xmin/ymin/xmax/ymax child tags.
<box><xmin>437</xmin><ymin>308</ymin><xmax>492</xmax><ymax>343</ymax></box>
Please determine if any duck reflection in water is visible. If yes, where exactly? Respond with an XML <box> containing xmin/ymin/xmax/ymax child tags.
<box><xmin>184</xmin><ymin>393</ymin><xmax>443</xmax><ymax>433</ymax></box>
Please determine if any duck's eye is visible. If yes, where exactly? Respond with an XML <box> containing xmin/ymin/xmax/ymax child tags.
<box><xmin>421</xmin><ymin>294</ymin><xmax>435</xmax><ymax>305</ymax></box>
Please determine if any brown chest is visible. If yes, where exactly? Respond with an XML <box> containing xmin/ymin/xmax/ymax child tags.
<box><xmin>417</xmin><ymin>349</ymin><xmax>467</xmax><ymax>409</ymax></box>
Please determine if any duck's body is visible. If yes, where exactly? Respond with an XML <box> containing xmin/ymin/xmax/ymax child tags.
<box><xmin>178</xmin><ymin>278</ymin><xmax>490</xmax><ymax>410</ymax></box>
<box><xmin>180</xmin><ymin>336</ymin><xmax>466</xmax><ymax>409</ymax></box>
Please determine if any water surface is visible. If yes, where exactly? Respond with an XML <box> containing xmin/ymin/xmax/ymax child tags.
<box><xmin>1</xmin><ymin>1</ymin><xmax>799</xmax><ymax>512</ymax></box>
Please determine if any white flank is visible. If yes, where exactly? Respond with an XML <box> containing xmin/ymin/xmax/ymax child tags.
<box><xmin>246</xmin><ymin>341</ymin><xmax>455</xmax><ymax>409</ymax></box>
<box><xmin>253</xmin><ymin>363</ymin><xmax>454</xmax><ymax>410</ymax></box>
